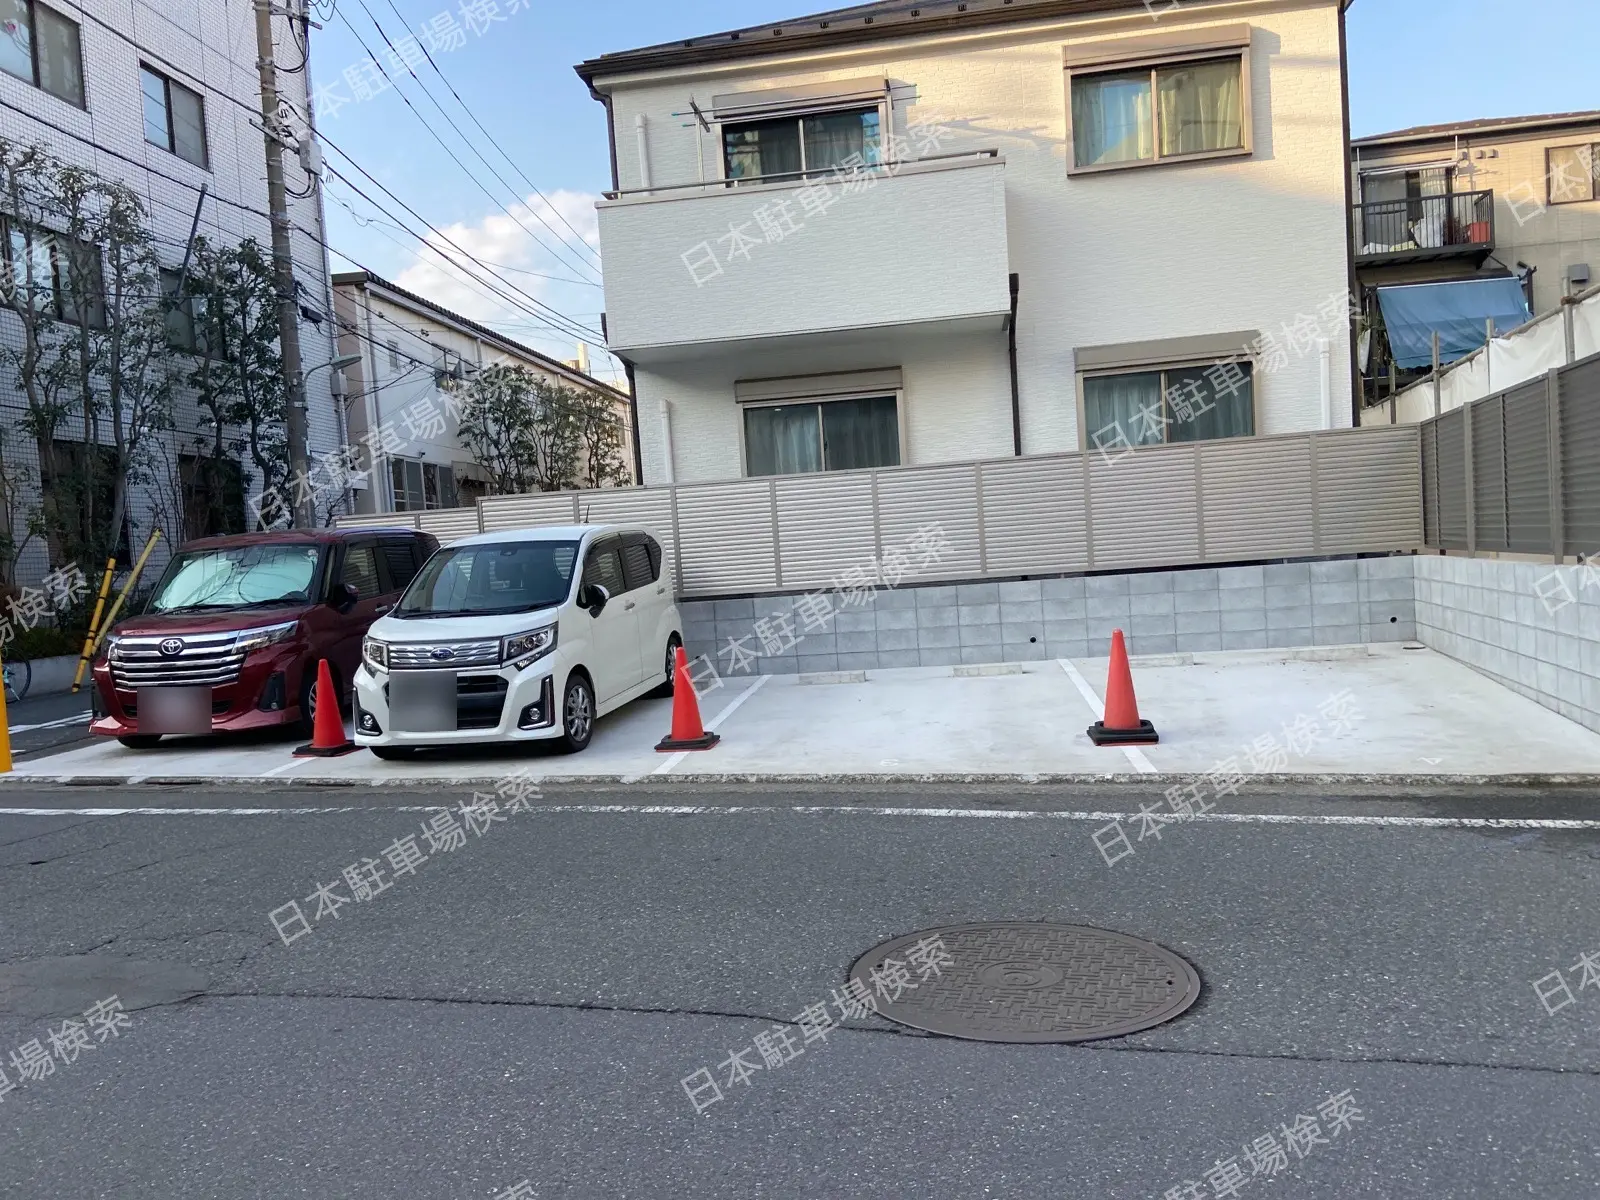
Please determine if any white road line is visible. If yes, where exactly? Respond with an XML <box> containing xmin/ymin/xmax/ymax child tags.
<box><xmin>1057</xmin><ymin>659</ymin><xmax>1157</xmax><ymax>774</ymax></box>
<box><xmin>0</xmin><ymin>803</ymin><xmax>1596</xmax><ymax>829</ymax></box>
<box><xmin>652</xmin><ymin>675</ymin><xmax>771</xmax><ymax>776</ymax></box>
<box><xmin>8</xmin><ymin>713</ymin><xmax>90</xmax><ymax>734</ymax></box>
<box><xmin>261</xmin><ymin>757</ymin><xmax>313</xmax><ymax>779</ymax></box>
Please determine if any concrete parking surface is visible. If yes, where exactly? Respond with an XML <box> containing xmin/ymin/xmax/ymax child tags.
<box><xmin>9</xmin><ymin>644</ymin><xmax>1600</xmax><ymax>785</ymax></box>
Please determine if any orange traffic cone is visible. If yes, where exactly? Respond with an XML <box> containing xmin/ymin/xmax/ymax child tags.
<box><xmin>293</xmin><ymin>659</ymin><xmax>359</xmax><ymax>757</ymax></box>
<box><xmin>1087</xmin><ymin>629</ymin><xmax>1159</xmax><ymax>745</ymax></box>
<box><xmin>655</xmin><ymin>645</ymin><xmax>720</xmax><ymax>752</ymax></box>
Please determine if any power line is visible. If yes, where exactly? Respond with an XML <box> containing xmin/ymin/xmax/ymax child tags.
<box><xmin>317</xmin><ymin>140</ymin><xmax>603</xmax><ymax>343</ymax></box>
<box><xmin>375</xmin><ymin>0</ymin><xmax>601</xmax><ymax>269</ymax></box>
<box><xmin>331</xmin><ymin>5</ymin><xmax>601</xmax><ymax>285</ymax></box>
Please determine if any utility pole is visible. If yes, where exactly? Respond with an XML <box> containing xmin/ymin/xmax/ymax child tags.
<box><xmin>252</xmin><ymin>0</ymin><xmax>312</xmax><ymax>527</ymax></box>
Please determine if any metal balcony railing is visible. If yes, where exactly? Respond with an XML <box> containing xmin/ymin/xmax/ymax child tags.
<box><xmin>1354</xmin><ymin>189</ymin><xmax>1495</xmax><ymax>262</ymax></box>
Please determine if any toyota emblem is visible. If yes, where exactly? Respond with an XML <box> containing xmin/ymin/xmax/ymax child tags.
<box><xmin>159</xmin><ymin>637</ymin><xmax>185</xmax><ymax>657</ymax></box>
<box><xmin>429</xmin><ymin>646</ymin><xmax>455</xmax><ymax>661</ymax></box>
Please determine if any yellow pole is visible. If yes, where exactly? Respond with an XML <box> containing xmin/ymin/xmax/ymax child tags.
<box><xmin>89</xmin><ymin>530</ymin><xmax>163</xmax><ymax>658</ymax></box>
<box><xmin>70</xmin><ymin>556</ymin><xmax>118</xmax><ymax>693</ymax></box>
<box><xmin>0</xmin><ymin>650</ymin><xmax>12</xmax><ymax>773</ymax></box>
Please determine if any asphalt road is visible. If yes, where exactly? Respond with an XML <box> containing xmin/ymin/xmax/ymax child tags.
<box><xmin>1</xmin><ymin>780</ymin><xmax>1598</xmax><ymax>1199</ymax></box>
<box><xmin>5</xmin><ymin>689</ymin><xmax>93</xmax><ymax>760</ymax></box>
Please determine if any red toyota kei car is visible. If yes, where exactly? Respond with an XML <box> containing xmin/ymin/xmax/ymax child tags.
<box><xmin>90</xmin><ymin>528</ymin><xmax>439</xmax><ymax>748</ymax></box>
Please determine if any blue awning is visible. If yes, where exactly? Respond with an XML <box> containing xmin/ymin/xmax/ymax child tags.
<box><xmin>1376</xmin><ymin>278</ymin><xmax>1532</xmax><ymax>369</ymax></box>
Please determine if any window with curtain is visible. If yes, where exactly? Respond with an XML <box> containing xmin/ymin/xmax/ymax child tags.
<box><xmin>1083</xmin><ymin>362</ymin><xmax>1254</xmax><ymax>451</ymax></box>
<box><xmin>723</xmin><ymin>107</ymin><xmax>881</xmax><ymax>183</ymax></box>
<box><xmin>0</xmin><ymin>1</ymin><xmax>82</xmax><ymax>107</ymax></box>
<box><xmin>1548</xmin><ymin>143</ymin><xmax>1599</xmax><ymax>205</ymax></box>
<box><xmin>1072</xmin><ymin>54</ymin><xmax>1244</xmax><ymax>169</ymax></box>
<box><xmin>744</xmin><ymin>395</ymin><xmax>900</xmax><ymax>477</ymax></box>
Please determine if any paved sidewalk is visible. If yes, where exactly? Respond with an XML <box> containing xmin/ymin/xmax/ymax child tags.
<box><xmin>8</xmin><ymin>645</ymin><xmax>1600</xmax><ymax>785</ymax></box>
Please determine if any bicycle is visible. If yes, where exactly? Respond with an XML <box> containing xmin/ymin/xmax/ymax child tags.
<box><xmin>2</xmin><ymin>659</ymin><xmax>30</xmax><ymax>705</ymax></box>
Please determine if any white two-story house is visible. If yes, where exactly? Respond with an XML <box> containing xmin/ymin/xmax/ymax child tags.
<box><xmin>576</xmin><ymin>0</ymin><xmax>1356</xmax><ymax>487</ymax></box>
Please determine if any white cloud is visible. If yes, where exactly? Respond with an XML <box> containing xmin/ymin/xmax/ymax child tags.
<box><xmin>389</xmin><ymin>189</ymin><xmax>611</xmax><ymax>370</ymax></box>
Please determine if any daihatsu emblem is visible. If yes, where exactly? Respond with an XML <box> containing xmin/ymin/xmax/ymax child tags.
<box><xmin>430</xmin><ymin>646</ymin><xmax>455</xmax><ymax>661</ymax></box>
<box><xmin>159</xmin><ymin>638</ymin><xmax>184</xmax><ymax>657</ymax></box>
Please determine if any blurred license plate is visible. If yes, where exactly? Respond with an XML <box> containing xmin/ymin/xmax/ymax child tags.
<box><xmin>137</xmin><ymin>687</ymin><xmax>212</xmax><ymax>735</ymax></box>
<box><xmin>389</xmin><ymin>671</ymin><xmax>458</xmax><ymax>733</ymax></box>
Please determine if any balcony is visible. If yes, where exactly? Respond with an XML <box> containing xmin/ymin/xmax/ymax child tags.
<box><xmin>595</xmin><ymin>152</ymin><xmax>1011</xmax><ymax>361</ymax></box>
<box><xmin>1353</xmin><ymin>189</ymin><xmax>1495</xmax><ymax>268</ymax></box>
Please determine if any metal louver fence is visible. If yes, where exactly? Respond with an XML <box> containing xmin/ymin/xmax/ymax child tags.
<box><xmin>1418</xmin><ymin>349</ymin><xmax>1600</xmax><ymax>558</ymax></box>
<box><xmin>337</xmin><ymin>425</ymin><xmax>1424</xmax><ymax>597</ymax></box>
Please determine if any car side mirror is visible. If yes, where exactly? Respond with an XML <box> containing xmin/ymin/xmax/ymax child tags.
<box><xmin>331</xmin><ymin>582</ymin><xmax>359</xmax><ymax>614</ymax></box>
<box><xmin>580</xmin><ymin>583</ymin><xmax>609</xmax><ymax>616</ymax></box>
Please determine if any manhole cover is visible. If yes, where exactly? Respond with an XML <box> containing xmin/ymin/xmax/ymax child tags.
<box><xmin>849</xmin><ymin>921</ymin><xmax>1200</xmax><ymax>1043</ymax></box>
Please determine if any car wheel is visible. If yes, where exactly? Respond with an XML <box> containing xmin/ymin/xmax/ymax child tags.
<box><xmin>649</xmin><ymin>634</ymin><xmax>682</xmax><ymax>699</ymax></box>
<box><xmin>296</xmin><ymin>662</ymin><xmax>340</xmax><ymax>739</ymax></box>
<box><xmin>370</xmin><ymin>746</ymin><xmax>416</xmax><ymax>761</ymax></box>
<box><xmin>116</xmin><ymin>735</ymin><xmax>162</xmax><ymax>749</ymax></box>
<box><xmin>559</xmin><ymin>672</ymin><xmax>595</xmax><ymax>753</ymax></box>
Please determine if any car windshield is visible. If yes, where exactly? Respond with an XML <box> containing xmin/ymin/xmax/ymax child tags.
<box><xmin>147</xmin><ymin>544</ymin><xmax>324</xmax><ymax>614</ymax></box>
<box><xmin>395</xmin><ymin>540</ymin><xmax>579</xmax><ymax>618</ymax></box>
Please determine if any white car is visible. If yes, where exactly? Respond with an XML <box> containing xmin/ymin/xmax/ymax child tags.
<box><xmin>352</xmin><ymin>524</ymin><xmax>682</xmax><ymax>757</ymax></box>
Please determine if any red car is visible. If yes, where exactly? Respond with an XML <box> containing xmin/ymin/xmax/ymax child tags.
<box><xmin>91</xmin><ymin>528</ymin><xmax>439</xmax><ymax>748</ymax></box>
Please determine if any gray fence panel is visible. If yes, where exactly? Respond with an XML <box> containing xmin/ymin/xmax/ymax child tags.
<box><xmin>1433</xmin><ymin>408</ymin><xmax>1469</xmax><ymax>549</ymax></box>
<box><xmin>479</xmin><ymin>493</ymin><xmax>581</xmax><ymax>532</ymax></box>
<box><xmin>414</xmin><ymin>508</ymin><xmax>482</xmax><ymax>544</ymax></box>
<box><xmin>1088</xmin><ymin>443</ymin><xmax>1200</xmax><ymax>570</ymax></box>
<box><xmin>1562</xmin><ymin>354</ymin><xmax>1600</xmax><ymax>555</ymax></box>
<box><xmin>774</xmin><ymin>472</ymin><xmax>877</xmax><ymax>590</ymax></box>
<box><xmin>676</xmin><ymin>479</ymin><xmax>777</xmax><ymax>594</ymax></box>
<box><xmin>337</xmin><ymin>511</ymin><xmax>420</xmax><ymax>530</ymax></box>
<box><xmin>1315</xmin><ymin>426</ymin><xmax>1424</xmax><ymax>553</ymax></box>
<box><xmin>583</xmin><ymin>487</ymin><xmax>678</xmax><ymax>573</ymax></box>
<box><xmin>1503</xmin><ymin>381</ymin><xmax>1552</xmax><ymax>553</ymax></box>
<box><xmin>876</xmin><ymin>464</ymin><xmax>983</xmax><ymax>579</ymax></box>
<box><xmin>979</xmin><ymin>455</ymin><xmax>1089</xmax><ymax>575</ymax></box>
<box><xmin>1470</xmin><ymin>393</ymin><xmax>1508</xmax><ymax>552</ymax></box>
<box><xmin>1200</xmin><ymin>437</ymin><xmax>1314</xmax><ymax>560</ymax></box>
<box><xmin>1421</xmin><ymin>421</ymin><xmax>1439</xmax><ymax>547</ymax></box>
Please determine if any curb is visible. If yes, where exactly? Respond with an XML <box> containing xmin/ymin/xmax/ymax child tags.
<box><xmin>5</xmin><ymin>771</ymin><xmax>1600</xmax><ymax>788</ymax></box>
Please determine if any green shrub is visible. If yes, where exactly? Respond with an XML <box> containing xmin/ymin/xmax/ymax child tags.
<box><xmin>7</xmin><ymin>626</ymin><xmax>86</xmax><ymax>662</ymax></box>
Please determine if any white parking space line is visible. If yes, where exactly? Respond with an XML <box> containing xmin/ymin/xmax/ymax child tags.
<box><xmin>1057</xmin><ymin>659</ymin><xmax>1157</xmax><ymax>774</ymax></box>
<box><xmin>0</xmin><ymin>802</ymin><xmax>1596</xmax><ymax>829</ymax></box>
<box><xmin>260</xmin><ymin>757</ymin><xmax>313</xmax><ymax>778</ymax></box>
<box><xmin>652</xmin><ymin>675</ymin><xmax>771</xmax><ymax>776</ymax></box>
<box><xmin>8</xmin><ymin>713</ymin><xmax>90</xmax><ymax>734</ymax></box>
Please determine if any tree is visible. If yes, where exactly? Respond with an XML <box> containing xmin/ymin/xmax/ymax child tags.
<box><xmin>455</xmin><ymin>364</ymin><xmax>629</xmax><ymax>495</ymax></box>
<box><xmin>179</xmin><ymin>235</ymin><xmax>286</xmax><ymax>531</ymax></box>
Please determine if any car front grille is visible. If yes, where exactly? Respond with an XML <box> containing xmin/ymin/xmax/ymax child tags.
<box><xmin>388</xmin><ymin>639</ymin><xmax>501</xmax><ymax>670</ymax></box>
<box><xmin>110</xmin><ymin>631</ymin><xmax>246</xmax><ymax>689</ymax></box>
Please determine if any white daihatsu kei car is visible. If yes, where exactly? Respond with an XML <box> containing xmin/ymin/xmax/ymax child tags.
<box><xmin>352</xmin><ymin>524</ymin><xmax>683</xmax><ymax>757</ymax></box>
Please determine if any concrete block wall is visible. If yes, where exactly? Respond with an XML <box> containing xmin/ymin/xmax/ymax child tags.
<box><xmin>679</xmin><ymin>555</ymin><xmax>1418</xmax><ymax>675</ymax></box>
<box><xmin>1414</xmin><ymin>556</ymin><xmax>1600</xmax><ymax>733</ymax></box>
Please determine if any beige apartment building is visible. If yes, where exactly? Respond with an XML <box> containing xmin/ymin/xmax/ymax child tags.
<box><xmin>332</xmin><ymin>271</ymin><xmax>636</xmax><ymax>515</ymax></box>
<box><xmin>578</xmin><ymin>0</ymin><xmax>1357</xmax><ymax>487</ymax></box>
<box><xmin>1351</xmin><ymin>110</ymin><xmax>1600</xmax><ymax>406</ymax></box>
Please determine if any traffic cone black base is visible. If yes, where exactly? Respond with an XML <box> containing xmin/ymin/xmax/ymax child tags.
<box><xmin>1087</xmin><ymin>719</ymin><xmax>1159</xmax><ymax>746</ymax></box>
<box><xmin>293</xmin><ymin>740</ymin><xmax>360</xmax><ymax>757</ymax></box>
<box><xmin>656</xmin><ymin>730</ymin><xmax>721</xmax><ymax>752</ymax></box>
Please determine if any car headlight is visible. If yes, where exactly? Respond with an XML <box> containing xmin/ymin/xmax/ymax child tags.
<box><xmin>234</xmin><ymin>620</ymin><xmax>299</xmax><ymax>655</ymax></box>
<box><xmin>502</xmin><ymin>624</ymin><xmax>556</xmax><ymax>670</ymax></box>
<box><xmin>363</xmin><ymin>637</ymin><xmax>389</xmax><ymax>673</ymax></box>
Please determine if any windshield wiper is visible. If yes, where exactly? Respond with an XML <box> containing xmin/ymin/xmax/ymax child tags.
<box><xmin>153</xmin><ymin>602</ymin><xmax>238</xmax><ymax>613</ymax></box>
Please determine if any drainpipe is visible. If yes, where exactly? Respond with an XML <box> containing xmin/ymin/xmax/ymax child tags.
<box><xmin>659</xmin><ymin>398</ymin><xmax>676</xmax><ymax>484</ymax></box>
<box><xmin>623</xmin><ymin>359</ymin><xmax>643</xmax><ymax>485</ymax></box>
<box><xmin>635</xmin><ymin>114</ymin><xmax>652</xmax><ymax>194</ymax></box>
<box><xmin>1318</xmin><ymin>338</ymin><xmax>1333</xmax><ymax>428</ymax></box>
<box><xmin>1007</xmin><ymin>272</ymin><xmax>1021</xmax><ymax>456</ymax></box>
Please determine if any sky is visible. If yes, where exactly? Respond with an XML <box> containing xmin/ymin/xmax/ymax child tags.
<box><xmin>308</xmin><ymin>0</ymin><xmax>1600</xmax><ymax>384</ymax></box>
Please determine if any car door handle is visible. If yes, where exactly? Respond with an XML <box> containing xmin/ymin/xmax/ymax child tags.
<box><xmin>623</xmin><ymin>600</ymin><xmax>637</xmax><ymax>611</ymax></box>
<box><xmin>375</xmin><ymin>604</ymin><xmax>392</xmax><ymax>615</ymax></box>
<box><xmin>656</xmin><ymin>587</ymin><xmax>666</xmax><ymax>595</ymax></box>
